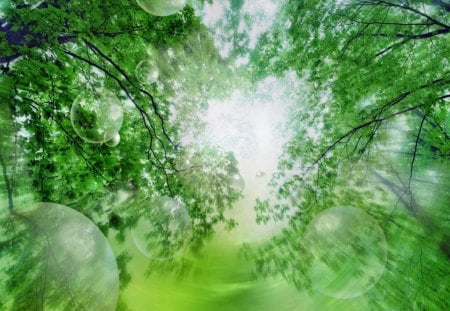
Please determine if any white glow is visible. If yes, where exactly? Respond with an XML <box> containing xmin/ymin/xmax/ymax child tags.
<box><xmin>241</xmin><ymin>0</ymin><xmax>279</xmax><ymax>49</ymax></box>
<box><xmin>202</xmin><ymin>0</ymin><xmax>227</xmax><ymax>25</ymax></box>
<box><xmin>234</xmin><ymin>56</ymin><xmax>250</xmax><ymax>67</ymax></box>
<box><xmin>180</xmin><ymin>71</ymin><xmax>303</xmax><ymax>243</ymax></box>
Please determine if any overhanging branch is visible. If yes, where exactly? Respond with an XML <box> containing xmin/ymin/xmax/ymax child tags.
<box><xmin>61</xmin><ymin>48</ymin><xmax>175</xmax><ymax>194</ymax></box>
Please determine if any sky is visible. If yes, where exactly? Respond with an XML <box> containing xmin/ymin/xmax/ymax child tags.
<box><xmin>177</xmin><ymin>1</ymin><xmax>302</xmax><ymax>244</ymax></box>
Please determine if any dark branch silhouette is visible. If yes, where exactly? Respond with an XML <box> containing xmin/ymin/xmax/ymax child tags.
<box><xmin>408</xmin><ymin>113</ymin><xmax>426</xmax><ymax>192</ymax></box>
<box><xmin>61</xmin><ymin>48</ymin><xmax>175</xmax><ymax>194</ymax></box>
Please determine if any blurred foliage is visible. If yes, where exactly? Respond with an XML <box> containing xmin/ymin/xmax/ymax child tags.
<box><xmin>247</xmin><ymin>0</ymin><xmax>450</xmax><ymax>309</ymax></box>
<box><xmin>0</xmin><ymin>0</ymin><xmax>449</xmax><ymax>310</ymax></box>
<box><xmin>0</xmin><ymin>1</ymin><xmax>244</xmax><ymax>309</ymax></box>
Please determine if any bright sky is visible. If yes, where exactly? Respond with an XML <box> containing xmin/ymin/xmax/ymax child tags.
<box><xmin>174</xmin><ymin>1</ymin><xmax>303</xmax><ymax>244</ymax></box>
<box><xmin>180</xmin><ymin>69</ymin><xmax>302</xmax><ymax>242</ymax></box>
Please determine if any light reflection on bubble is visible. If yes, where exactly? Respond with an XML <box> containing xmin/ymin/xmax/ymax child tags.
<box><xmin>71</xmin><ymin>89</ymin><xmax>124</xmax><ymax>144</ymax></box>
<box><xmin>131</xmin><ymin>196</ymin><xmax>192</xmax><ymax>260</ymax></box>
<box><xmin>302</xmin><ymin>206</ymin><xmax>388</xmax><ymax>299</ymax></box>
<box><xmin>105</xmin><ymin>132</ymin><xmax>121</xmax><ymax>147</ymax></box>
<box><xmin>136</xmin><ymin>0</ymin><xmax>187</xmax><ymax>16</ymax></box>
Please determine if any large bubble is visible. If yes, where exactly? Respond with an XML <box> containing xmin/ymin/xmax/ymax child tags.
<box><xmin>0</xmin><ymin>203</ymin><xmax>119</xmax><ymax>310</ymax></box>
<box><xmin>302</xmin><ymin>206</ymin><xmax>388</xmax><ymax>299</ymax></box>
<box><xmin>71</xmin><ymin>89</ymin><xmax>124</xmax><ymax>144</ymax></box>
<box><xmin>131</xmin><ymin>196</ymin><xmax>192</xmax><ymax>260</ymax></box>
<box><xmin>135</xmin><ymin>59</ymin><xmax>160</xmax><ymax>85</ymax></box>
<box><xmin>136</xmin><ymin>0</ymin><xmax>187</xmax><ymax>16</ymax></box>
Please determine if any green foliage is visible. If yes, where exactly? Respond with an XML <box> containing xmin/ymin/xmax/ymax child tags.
<box><xmin>0</xmin><ymin>1</ymin><xmax>244</xmax><ymax>309</ymax></box>
<box><xmin>1</xmin><ymin>0</ymin><xmax>449</xmax><ymax>310</ymax></box>
<box><xmin>245</xmin><ymin>0</ymin><xmax>450</xmax><ymax>309</ymax></box>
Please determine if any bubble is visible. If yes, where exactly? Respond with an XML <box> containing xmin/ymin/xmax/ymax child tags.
<box><xmin>135</xmin><ymin>59</ymin><xmax>160</xmax><ymax>85</ymax></box>
<box><xmin>0</xmin><ymin>203</ymin><xmax>119</xmax><ymax>310</ymax></box>
<box><xmin>71</xmin><ymin>89</ymin><xmax>124</xmax><ymax>144</ymax></box>
<box><xmin>136</xmin><ymin>0</ymin><xmax>187</xmax><ymax>16</ymax></box>
<box><xmin>256</xmin><ymin>171</ymin><xmax>267</xmax><ymax>178</ymax></box>
<box><xmin>228</xmin><ymin>171</ymin><xmax>245</xmax><ymax>193</ymax></box>
<box><xmin>302</xmin><ymin>206</ymin><xmax>387</xmax><ymax>299</ymax></box>
<box><xmin>105</xmin><ymin>132</ymin><xmax>121</xmax><ymax>147</ymax></box>
<box><xmin>131</xmin><ymin>196</ymin><xmax>192</xmax><ymax>260</ymax></box>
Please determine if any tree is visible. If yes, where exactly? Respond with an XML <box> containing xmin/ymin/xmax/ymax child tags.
<box><xmin>1</xmin><ymin>0</ymin><xmax>449</xmax><ymax>310</ymax></box>
<box><xmin>247</xmin><ymin>0</ymin><xmax>450</xmax><ymax>309</ymax></box>
<box><xmin>0</xmin><ymin>1</ymin><xmax>244</xmax><ymax>309</ymax></box>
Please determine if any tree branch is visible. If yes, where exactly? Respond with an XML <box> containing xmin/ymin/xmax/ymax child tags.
<box><xmin>307</xmin><ymin>93</ymin><xmax>447</xmax><ymax>174</ymax></box>
<box><xmin>24</xmin><ymin>97</ymin><xmax>110</xmax><ymax>182</ymax></box>
<box><xmin>61</xmin><ymin>48</ymin><xmax>175</xmax><ymax>194</ymax></box>
<box><xmin>359</xmin><ymin>1</ymin><xmax>450</xmax><ymax>29</ymax></box>
<box><xmin>368</xmin><ymin>27</ymin><xmax>450</xmax><ymax>39</ymax></box>
<box><xmin>83</xmin><ymin>40</ymin><xmax>176</xmax><ymax>149</ymax></box>
<box><xmin>432</xmin><ymin>0</ymin><xmax>450</xmax><ymax>12</ymax></box>
<box><xmin>374</xmin><ymin>170</ymin><xmax>418</xmax><ymax>216</ymax></box>
<box><xmin>408</xmin><ymin>113</ymin><xmax>426</xmax><ymax>192</ymax></box>
<box><xmin>415</xmin><ymin>109</ymin><xmax>449</xmax><ymax>141</ymax></box>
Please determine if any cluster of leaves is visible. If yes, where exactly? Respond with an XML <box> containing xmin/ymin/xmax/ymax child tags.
<box><xmin>248</xmin><ymin>0</ymin><xmax>450</xmax><ymax>309</ymax></box>
<box><xmin>0</xmin><ymin>1</ymin><xmax>246</xmax><ymax>309</ymax></box>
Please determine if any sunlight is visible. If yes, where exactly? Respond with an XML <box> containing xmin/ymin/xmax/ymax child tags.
<box><xmin>180</xmin><ymin>71</ymin><xmax>302</xmax><ymax>243</ymax></box>
<box><xmin>2</xmin><ymin>0</ymin><xmax>449</xmax><ymax>309</ymax></box>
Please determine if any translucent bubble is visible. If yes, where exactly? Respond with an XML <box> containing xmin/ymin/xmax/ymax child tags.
<box><xmin>135</xmin><ymin>59</ymin><xmax>160</xmax><ymax>85</ymax></box>
<box><xmin>256</xmin><ymin>171</ymin><xmax>267</xmax><ymax>178</ymax></box>
<box><xmin>302</xmin><ymin>206</ymin><xmax>387</xmax><ymax>299</ymax></box>
<box><xmin>228</xmin><ymin>171</ymin><xmax>245</xmax><ymax>193</ymax></box>
<box><xmin>71</xmin><ymin>89</ymin><xmax>124</xmax><ymax>144</ymax></box>
<box><xmin>105</xmin><ymin>132</ymin><xmax>120</xmax><ymax>147</ymax></box>
<box><xmin>131</xmin><ymin>196</ymin><xmax>192</xmax><ymax>260</ymax></box>
<box><xmin>136</xmin><ymin>0</ymin><xmax>187</xmax><ymax>16</ymax></box>
<box><xmin>0</xmin><ymin>203</ymin><xmax>119</xmax><ymax>310</ymax></box>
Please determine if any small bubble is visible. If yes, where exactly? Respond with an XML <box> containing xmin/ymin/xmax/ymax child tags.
<box><xmin>136</xmin><ymin>59</ymin><xmax>160</xmax><ymax>85</ymax></box>
<box><xmin>256</xmin><ymin>171</ymin><xmax>267</xmax><ymax>178</ymax></box>
<box><xmin>71</xmin><ymin>89</ymin><xmax>123</xmax><ymax>144</ymax></box>
<box><xmin>105</xmin><ymin>132</ymin><xmax>120</xmax><ymax>147</ymax></box>
<box><xmin>228</xmin><ymin>171</ymin><xmax>245</xmax><ymax>192</ymax></box>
